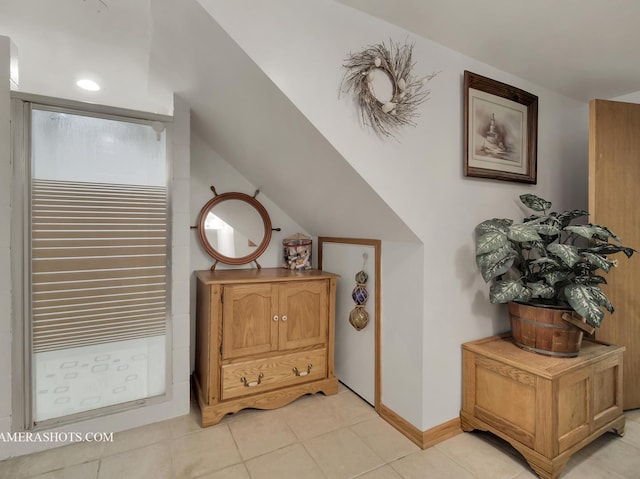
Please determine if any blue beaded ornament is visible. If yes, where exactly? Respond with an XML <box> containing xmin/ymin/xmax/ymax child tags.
<box><xmin>349</xmin><ymin>263</ymin><xmax>369</xmax><ymax>331</ymax></box>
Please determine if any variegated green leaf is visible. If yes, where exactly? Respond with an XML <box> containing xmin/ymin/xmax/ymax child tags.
<box><xmin>489</xmin><ymin>280</ymin><xmax>528</xmax><ymax>304</ymax></box>
<box><xmin>589</xmin><ymin>244</ymin><xmax>636</xmax><ymax>258</ymax></box>
<box><xmin>517</xmin><ymin>288</ymin><xmax>532</xmax><ymax>303</ymax></box>
<box><xmin>533</xmin><ymin>224</ymin><xmax>561</xmax><ymax>236</ymax></box>
<box><xmin>529</xmin><ymin>241</ymin><xmax>547</xmax><ymax>256</ymax></box>
<box><xmin>528</xmin><ymin>283</ymin><xmax>555</xmax><ymax>299</ymax></box>
<box><xmin>475</xmin><ymin>218</ymin><xmax>513</xmax><ymax>236</ymax></box>
<box><xmin>523</xmin><ymin>215</ymin><xmax>548</xmax><ymax>225</ymax></box>
<box><xmin>563</xmin><ymin>224</ymin><xmax>620</xmax><ymax>242</ymax></box>
<box><xmin>589</xmin><ymin>287</ymin><xmax>614</xmax><ymax>314</ymax></box>
<box><xmin>543</xmin><ymin>271</ymin><xmax>568</xmax><ymax>286</ymax></box>
<box><xmin>507</xmin><ymin>224</ymin><xmax>542</xmax><ymax>242</ymax></box>
<box><xmin>519</xmin><ymin>194</ymin><xmax>552</xmax><ymax>212</ymax></box>
<box><xmin>480</xmin><ymin>255</ymin><xmax>515</xmax><ymax>283</ymax></box>
<box><xmin>590</xmin><ymin>224</ymin><xmax>622</xmax><ymax>242</ymax></box>
<box><xmin>581</xmin><ymin>252</ymin><xmax>612</xmax><ymax>272</ymax></box>
<box><xmin>547</xmin><ymin>243</ymin><xmax>580</xmax><ymax>267</ymax></box>
<box><xmin>574</xmin><ymin>275</ymin><xmax>607</xmax><ymax>285</ymax></box>
<box><xmin>564</xmin><ymin>284</ymin><xmax>605</xmax><ymax>327</ymax></box>
<box><xmin>476</xmin><ymin>245</ymin><xmax>514</xmax><ymax>269</ymax></box>
<box><xmin>475</xmin><ymin>230</ymin><xmax>508</xmax><ymax>255</ymax></box>
<box><xmin>530</xmin><ymin>257</ymin><xmax>560</xmax><ymax>267</ymax></box>
<box><xmin>531</xmin><ymin>257</ymin><xmax>561</xmax><ymax>275</ymax></box>
<box><xmin>556</xmin><ymin>209</ymin><xmax>589</xmax><ymax>228</ymax></box>
<box><xmin>564</xmin><ymin>225</ymin><xmax>598</xmax><ymax>239</ymax></box>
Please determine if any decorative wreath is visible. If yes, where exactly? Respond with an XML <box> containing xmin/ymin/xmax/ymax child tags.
<box><xmin>340</xmin><ymin>40</ymin><xmax>438</xmax><ymax>139</ymax></box>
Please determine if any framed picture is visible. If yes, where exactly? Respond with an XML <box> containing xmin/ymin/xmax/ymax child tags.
<box><xmin>464</xmin><ymin>71</ymin><xmax>538</xmax><ymax>184</ymax></box>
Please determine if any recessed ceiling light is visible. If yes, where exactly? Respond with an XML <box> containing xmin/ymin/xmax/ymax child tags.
<box><xmin>76</xmin><ymin>79</ymin><xmax>101</xmax><ymax>91</ymax></box>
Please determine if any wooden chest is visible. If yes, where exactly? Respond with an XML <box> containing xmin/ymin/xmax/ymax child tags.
<box><xmin>194</xmin><ymin>268</ymin><xmax>339</xmax><ymax>426</ymax></box>
<box><xmin>461</xmin><ymin>335</ymin><xmax>625</xmax><ymax>479</ymax></box>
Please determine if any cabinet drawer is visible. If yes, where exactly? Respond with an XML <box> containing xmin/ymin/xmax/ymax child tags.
<box><xmin>221</xmin><ymin>349</ymin><xmax>327</xmax><ymax>400</ymax></box>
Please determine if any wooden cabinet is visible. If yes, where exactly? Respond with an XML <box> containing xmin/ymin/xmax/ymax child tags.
<box><xmin>589</xmin><ymin>99</ymin><xmax>640</xmax><ymax>409</ymax></box>
<box><xmin>461</xmin><ymin>335</ymin><xmax>625</xmax><ymax>479</ymax></box>
<box><xmin>194</xmin><ymin>268</ymin><xmax>339</xmax><ymax>426</ymax></box>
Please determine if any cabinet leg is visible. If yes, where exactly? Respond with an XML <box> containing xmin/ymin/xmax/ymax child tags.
<box><xmin>522</xmin><ymin>452</ymin><xmax>569</xmax><ymax>479</ymax></box>
<box><xmin>459</xmin><ymin>415</ymin><xmax>476</xmax><ymax>433</ymax></box>
<box><xmin>612</xmin><ymin>423</ymin><xmax>625</xmax><ymax>437</ymax></box>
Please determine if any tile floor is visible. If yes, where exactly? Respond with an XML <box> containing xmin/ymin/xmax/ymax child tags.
<box><xmin>1</xmin><ymin>384</ymin><xmax>639</xmax><ymax>479</ymax></box>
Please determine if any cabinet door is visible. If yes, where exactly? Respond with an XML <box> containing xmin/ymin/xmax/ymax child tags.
<box><xmin>222</xmin><ymin>283</ymin><xmax>278</xmax><ymax>359</ymax></box>
<box><xmin>278</xmin><ymin>280</ymin><xmax>328</xmax><ymax>350</ymax></box>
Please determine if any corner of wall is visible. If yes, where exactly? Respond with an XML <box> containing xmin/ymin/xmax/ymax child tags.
<box><xmin>0</xmin><ymin>35</ymin><xmax>14</xmax><ymax>461</ymax></box>
<box><xmin>170</xmin><ymin>94</ymin><xmax>191</xmax><ymax>417</ymax></box>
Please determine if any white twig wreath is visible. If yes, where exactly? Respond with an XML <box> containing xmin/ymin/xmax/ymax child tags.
<box><xmin>340</xmin><ymin>40</ymin><xmax>438</xmax><ymax>139</ymax></box>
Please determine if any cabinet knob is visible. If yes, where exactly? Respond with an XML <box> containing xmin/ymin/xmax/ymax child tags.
<box><xmin>282</xmin><ymin>315</ymin><xmax>288</xmax><ymax>322</ymax></box>
<box><xmin>273</xmin><ymin>315</ymin><xmax>279</xmax><ymax>322</ymax></box>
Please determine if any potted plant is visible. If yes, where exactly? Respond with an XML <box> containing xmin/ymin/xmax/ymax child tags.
<box><xmin>475</xmin><ymin>193</ymin><xmax>635</xmax><ymax>356</ymax></box>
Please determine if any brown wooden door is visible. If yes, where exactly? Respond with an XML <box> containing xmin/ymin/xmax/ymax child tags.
<box><xmin>222</xmin><ymin>283</ymin><xmax>278</xmax><ymax>359</ymax></box>
<box><xmin>278</xmin><ymin>280</ymin><xmax>328</xmax><ymax>351</ymax></box>
<box><xmin>590</xmin><ymin>99</ymin><xmax>640</xmax><ymax>409</ymax></box>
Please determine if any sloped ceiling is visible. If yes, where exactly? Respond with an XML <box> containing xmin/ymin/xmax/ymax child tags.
<box><xmin>338</xmin><ymin>0</ymin><xmax>640</xmax><ymax>102</ymax></box>
<box><xmin>148</xmin><ymin>0</ymin><xmax>418</xmax><ymax>241</ymax></box>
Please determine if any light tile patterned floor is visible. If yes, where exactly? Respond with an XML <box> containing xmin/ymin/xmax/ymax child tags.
<box><xmin>1</xmin><ymin>385</ymin><xmax>639</xmax><ymax>479</ymax></box>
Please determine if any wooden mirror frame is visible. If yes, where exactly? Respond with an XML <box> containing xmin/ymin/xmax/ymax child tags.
<box><xmin>197</xmin><ymin>191</ymin><xmax>272</xmax><ymax>270</ymax></box>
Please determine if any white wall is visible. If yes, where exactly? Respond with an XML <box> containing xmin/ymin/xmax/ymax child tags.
<box><xmin>198</xmin><ymin>0</ymin><xmax>590</xmax><ymax>430</ymax></box>
<box><xmin>0</xmin><ymin>36</ymin><xmax>13</xmax><ymax>460</ymax></box>
<box><xmin>380</xmin><ymin>241</ymin><xmax>424</xmax><ymax>427</ymax></box>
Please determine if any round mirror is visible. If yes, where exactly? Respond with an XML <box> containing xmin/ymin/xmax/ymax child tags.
<box><xmin>197</xmin><ymin>192</ymin><xmax>272</xmax><ymax>268</ymax></box>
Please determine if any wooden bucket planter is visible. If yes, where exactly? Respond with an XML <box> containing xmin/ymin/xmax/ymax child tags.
<box><xmin>508</xmin><ymin>302</ymin><xmax>596</xmax><ymax>357</ymax></box>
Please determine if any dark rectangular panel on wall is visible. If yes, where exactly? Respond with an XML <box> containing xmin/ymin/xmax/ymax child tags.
<box><xmin>31</xmin><ymin>179</ymin><xmax>167</xmax><ymax>352</ymax></box>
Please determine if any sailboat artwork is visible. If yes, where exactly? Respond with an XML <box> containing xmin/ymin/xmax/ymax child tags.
<box><xmin>476</xmin><ymin>111</ymin><xmax>519</xmax><ymax>162</ymax></box>
<box><xmin>481</xmin><ymin>113</ymin><xmax>505</xmax><ymax>154</ymax></box>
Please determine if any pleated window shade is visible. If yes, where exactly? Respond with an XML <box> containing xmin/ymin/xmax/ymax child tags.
<box><xmin>31</xmin><ymin>179</ymin><xmax>168</xmax><ymax>352</ymax></box>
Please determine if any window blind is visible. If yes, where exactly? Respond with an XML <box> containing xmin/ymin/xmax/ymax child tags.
<box><xmin>31</xmin><ymin>179</ymin><xmax>168</xmax><ymax>352</ymax></box>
